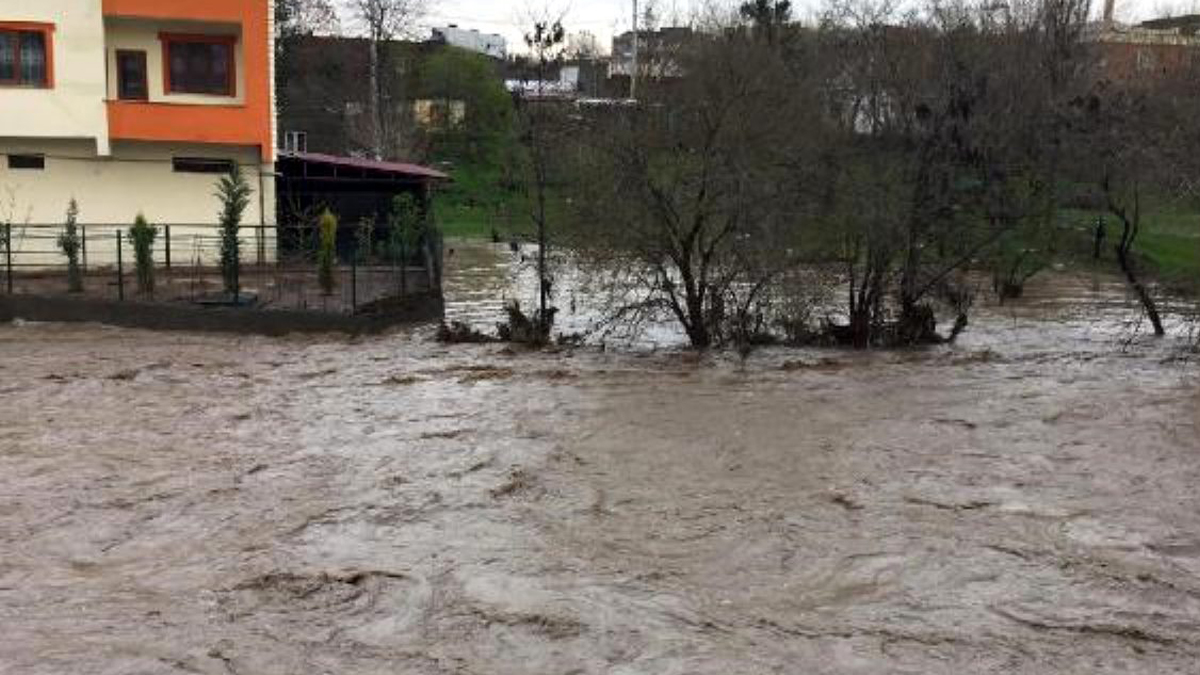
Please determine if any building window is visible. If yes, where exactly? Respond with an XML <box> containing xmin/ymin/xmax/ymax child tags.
<box><xmin>7</xmin><ymin>154</ymin><xmax>45</xmax><ymax>170</ymax></box>
<box><xmin>161</xmin><ymin>33</ymin><xmax>236</xmax><ymax>97</ymax></box>
<box><xmin>0</xmin><ymin>22</ymin><xmax>54</xmax><ymax>88</ymax></box>
<box><xmin>116</xmin><ymin>50</ymin><xmax>148</xmax><ymax>100</ymax></box>
<box><xmin>282</xmin><ymin>131</ymin><xmax>308</xmax><ymax>153</ymax></box>
<box><xmin>172</xmin><ymin>157</ymin><xmax>235</xmax><ymax>174</ymax></box>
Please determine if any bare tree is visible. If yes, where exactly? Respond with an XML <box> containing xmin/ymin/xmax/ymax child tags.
<box><xmin>1064</xmin><ymin>70</ymin><xmax>1197</xmax><ymax>337</ymax></box>
<box><xmin>522</xmin><ymin>19</ymin><xmax>567</xmax><ymax>337</ymax></box>
<box><xmin>344</xmin><ymin>0</ymin><xmax>429</xmax><ymax>158</ymax></box>
<box><xmin>278</xmin><ymin>0</ymin><xmax>340</xmax><ymax>38</ymax></box>
<box><xmin>740</xmin><ymin>0</ymin><xmax>793</xmax><ymax>44</ymax></box>
<box><xmin>813</xmin><ymin>0</ymin><xmax>1092</xmax><ymax>346</ymax></box>
<box><xmin>569</xmin><ymin>31</ymin><xmax>812</xmax><ymax>349</ymax></box>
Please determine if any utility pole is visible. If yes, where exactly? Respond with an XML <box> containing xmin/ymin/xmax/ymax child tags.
<box><xmin>631</xmin><ymin>0</ymin><xmax>639</xmax><ymax>100</ymax></box>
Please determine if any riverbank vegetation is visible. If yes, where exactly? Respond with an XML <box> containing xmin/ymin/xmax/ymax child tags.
<box><xmin>473</xmin><ymin>0</ymin><xmax>1200</xmax><ymax>350</ymax></box>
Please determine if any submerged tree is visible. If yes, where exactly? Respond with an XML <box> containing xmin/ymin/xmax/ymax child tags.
<box><xmin>569</xmin><ymin>32</ymin><xmax>811</xmax><ymax>349</ymax></box>
<box><xmin>521</xmin><ymin>19</ymin><xmax>567</xmax><ymax>338</ymax></box>
<box><xmin>813</xmin><ymin>0</ymin><xmax>1091</xmax><ymax>346</ymax></box>
<box><xmin>216</xmin><ymin>165</ymin><xmax>252</xmax><ymax>298</ymax></box>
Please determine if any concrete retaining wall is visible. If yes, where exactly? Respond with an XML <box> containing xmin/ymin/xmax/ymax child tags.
<box><xmin>0</xmin><ymin>293</ymin><xmax>443</xmax><ymax>336</ymax></box>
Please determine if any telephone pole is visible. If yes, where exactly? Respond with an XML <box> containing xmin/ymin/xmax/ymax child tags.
<box><xmin>631</xmin><ymin>0</ymin><xmax>640</xmax><ymax>100</ymax></box>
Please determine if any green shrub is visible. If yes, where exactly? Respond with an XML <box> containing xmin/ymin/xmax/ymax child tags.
<box><xmin>128</xmin><ymin>214</ymin><xmax>158</xmax><ymax>296</ymax></box>
<box><xmin>57</xmin><ymin>199</ymin><xmax>83</xmax><ymax>293</ymax></box>
<box><xmin>216</xmin><ymin>165</ymin><xmax>251</xmax><ymax>297</ymax></box>
<box><xmin>317</xmin><ymin>209</ymin><xmax>338</xmax><ymax>296</ymax></box>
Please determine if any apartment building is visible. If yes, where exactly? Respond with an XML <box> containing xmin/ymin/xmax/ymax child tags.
<box><xmin>430</xmin><ymin>25</ymin><xmax>506</xmax><ymax>60</ymax></box>
<box><xmin>0</xmin><ymin>0</ymin><xmax>275</xmax><ymax>241</ymax></box>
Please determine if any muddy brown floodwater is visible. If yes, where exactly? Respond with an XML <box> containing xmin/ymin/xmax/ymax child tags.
<box><xmin>2</xmin><ymin>246</ymin><xmax>1199</xmax><ymax>674</ymax></box>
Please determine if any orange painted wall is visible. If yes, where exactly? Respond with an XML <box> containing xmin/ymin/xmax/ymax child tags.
<box><xmin>102</xmin><ymin>0</ymin><xmax>273</xmax><ymax>161</ymax></box>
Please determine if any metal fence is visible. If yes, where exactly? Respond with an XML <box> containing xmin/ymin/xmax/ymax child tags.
<box><xmin>0</xmin><ymin>222</ymin><xmax>441</xmax><ymax>315</ymax></box>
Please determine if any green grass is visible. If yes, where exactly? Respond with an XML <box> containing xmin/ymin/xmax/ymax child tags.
<box><xmin>432</xmin><ymin>160</ymin><xmax>578</xmax><ymax>241</ymax></box>
<box><xmin>431</xmin><ymin>159</ymin><xmax>531</xmax><ymax>240</ymax></box>
<box><xmin>437</xmin><ymin>203</ymin><xmax>504</xmax><ymax>239</ymax></box>
<box><xmin>1139</xmin><ymin>231</ymin><xmax>1200</xmax><ymax>278</ymax></box>
<box><xmin>1057</xmin><ymin>198</ymin><xmax>1200</xmax><ymax>283</ymax></box>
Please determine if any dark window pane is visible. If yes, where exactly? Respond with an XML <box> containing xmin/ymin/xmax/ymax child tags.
<box><xmin>18</xmin><ymin>31</ymin><xmax>46</xmax><ymax>85</ymax></box>
<box><xmin>168</xmin><ymin>40</ymin><xmax>234</xmax><ymax>95</ymax></box>
<box><xmin>8</xmin><ymin>154</ymin><xmax>45</xmax><ymax>170</ymax></box>
<box><xmin>0</xmin><ymin>33</ymin><xmax>14</xmax><ymax>82</ymax></box>
<box><xmin>172</xmin><ymin>157</ymin><xmax>234</xmax><ymax>174</ymax></box>
<box><xmin>117</xmin><ymin>51</ymin><xmax>147</xmax><ymax>100</ymax></box>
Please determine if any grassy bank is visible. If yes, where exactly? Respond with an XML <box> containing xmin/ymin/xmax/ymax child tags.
<box><xmin>433</xmin><ymin>161</ymin><xmax>574</xmax><ymax>242</ymax></box>
<box><xmin>432</xmin><ymin>160</ymin><xmax>527</xmax><ymax>240</ymax></box>
<box><xmin>1059</xmin><ymin>199</ymin><xmax>1200</xmax><ymax>284</ymax></box>
<box><xmin>432</xmin><ymin>159</ymin><xmax>1198</xmax><ymax>290</ymax></box>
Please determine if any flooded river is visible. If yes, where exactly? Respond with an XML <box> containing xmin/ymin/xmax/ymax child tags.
<box><xmin>1</xmin><ymin>243</ymin><xmax>1198</xmax><ymax>673</ymax></box>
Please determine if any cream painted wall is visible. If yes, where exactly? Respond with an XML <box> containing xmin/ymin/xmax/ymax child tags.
<box><xmin>0</xmin><ymin>1</ymin><xmax>109</xmax><ymax>154</ymax></box>
<box><xmin>0</xmin><ymin>139</ymin><xmax>277</xmax><ymax>266</ymax></box>
<box><xmin>104</xmin><ymin>18</ymin><xmax>246</xmax><ymax>106</ymax></box>
<box><xmin>0</xmin><ymin>139</ymin><xmax>275</xmax><ymax>225</ymax></box>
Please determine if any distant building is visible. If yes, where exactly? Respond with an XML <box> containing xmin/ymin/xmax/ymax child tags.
<box><xmin>504</xmin><ymin>78</ymin><xmax>577</xmax><ymax>101</ymax></box>
<box><xmin>609</xmin><ymin>27</ymin><xmax>693</xmax><ymax>80</ymax></box>
<box><xmin>430</xmin><ymin>25</ymin><xmax>506</xmax><ymax>60</ymax></box>
<box><xmin>1086</xmin><ymin>7</ymin><xmax>1200</xmax><ymax>82</ymax></box>
<box><xmin>411</xmin><ymin>99</ymin><xmax>465</xmax><ymax>130</ymax></box>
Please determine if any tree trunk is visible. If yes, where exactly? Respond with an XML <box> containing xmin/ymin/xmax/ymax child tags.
<box><xmin>1116</xmin><ymin>243</ymin><xmax>1166</xmax><ymax>336</ymax></box>
<box><xmin>849</xmin><ymin>305</ymin><xmax>872</xmax><ymax>349</ymax></box>
<box><xmin>1106</xmin><ymin>187</ymin><xmax>1166</xmax><ymax>337</ymax></box>
<box><xmin>686</xmin><ymin>319</ymin><xmax>711</xmax><ymax>349</ymax></box>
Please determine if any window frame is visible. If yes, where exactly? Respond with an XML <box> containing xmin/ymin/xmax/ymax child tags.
<box><xmin>115</xmin><ymin>49</ymin><xmax>148</xmax><ymax>101</ymax></box>
<box><xmin>160</xmin><ymin>32</ymin><xmax>237</xmax><ymax>98</ymax></box>
<box><xmin>283</xmin><ymin>131</ymin><xmax>308</xmax><ymax>153</ymax></box>
<box><xmin>0</xmin><ymin>22</ymin><xmax>55</xmax><ymax>89</ymax></box>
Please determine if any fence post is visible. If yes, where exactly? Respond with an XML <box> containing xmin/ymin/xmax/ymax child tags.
<box><xmin>4</xmin><ymin>223</ymin><xmax>11</xmax><ymax>295</ymax></box>
<box><xmin>164</xmin><ymin>225</ymin><xmax>171</xmax><ymax>270</ymax></box>
<box><xmin>116</xmin><ymin>230</ymin><xmax>124</xmax><ymax>301</ymax></box>
<box><xmin>233</xmin><ymin>231</ymin><xmax>240</xmax><ymax>303</ymax></box>
<box><xmin>81</xmin><ymin>224</ymin><xmax>88</xmax><ymax>274</ymax></box>
<box><xmin>351</xmin><ymin>252</ymin><xmax>358</xmax><ymax>314</ymax></box>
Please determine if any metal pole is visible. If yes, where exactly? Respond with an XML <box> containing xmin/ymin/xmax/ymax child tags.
<box><xmin>81</xmin><ymin>224</ymin><xmax>88</xmax><ymax>273</ymax></box>
<box><xmin>351</xmin><ymin>252</ymin><xmax>358</xmax><ymax>313</ymax></box>
<box><xmin>164</xmin><ymin>225</ymin><xmax>171</xmax><ymax>270</ymax></box>
<box><xmin>631</xmin><ymin>0</ymin><xmax>639</xmax><ymax>100</ymax></box>
<box><xmin>233</xmin><ymin>230</ymin><xmax>240</xmax><ymax>303</ymax></box>
<box><xmin>116</xmin><ymin>230</ymin><xmax>124</xmax><ymax>301</ymax></box>
<box><xmin>4</xmin><ymin>223</ymin><xmax>12</xmax><ymax>295</ymax></box>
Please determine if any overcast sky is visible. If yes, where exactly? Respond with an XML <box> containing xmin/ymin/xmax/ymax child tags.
<box><xmin>403</xmin><ymin>0</ymin><xmax>1174</xmax><ymax>54</ymax></box>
